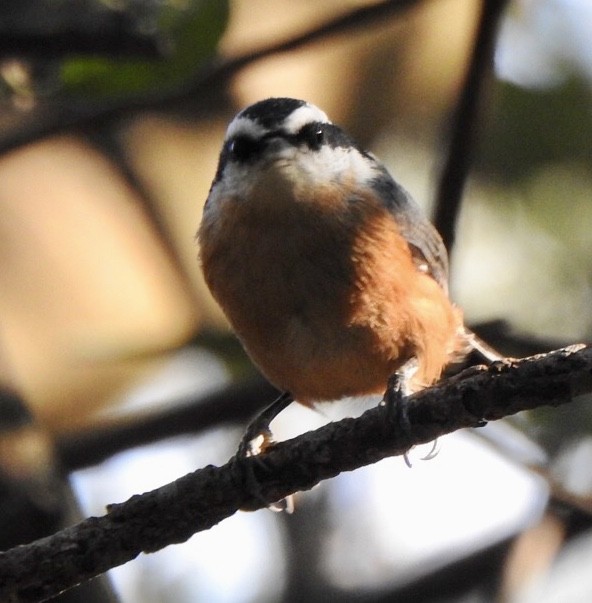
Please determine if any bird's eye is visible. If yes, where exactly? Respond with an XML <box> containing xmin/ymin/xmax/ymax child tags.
<box><xmin>296</xmin><ymin>123</ymin><xmax>325</xmax><ymax>151</ymax></box>
<box><xmin>229</xmin><ymin>136</ymin><xmax>262</xmax><ymax>162</ymax></box>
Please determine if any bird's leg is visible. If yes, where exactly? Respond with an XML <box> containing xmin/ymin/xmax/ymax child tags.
<box><xmin>383</xmin><ymin>369</ymin><xmax>442</xmax><ymax>466</ymax></box>
<box><xmin>235</xmin><ymin>391</ymin><xmax>295</xmax><ymax>512</ymax></box>
<box><xmin>237</xmin><ymin>390</ymin><xmax>294</xmax><ymax>458</ymax></box>
<box><xmin>383</xmin><ymin>372</ymin><xmax>408</xmax><ymax>428</ymax></box>
<box><xmin>382</xmin><ymin>371</ymin><xmax>417</xmax><ymax>467</ymax></box>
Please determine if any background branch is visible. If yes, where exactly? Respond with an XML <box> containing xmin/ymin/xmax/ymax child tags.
<box><xmin>0</xmin><ymin>31</ymin><xmax>162</xmax><ymax>60</ymax></box>
<box><xmin>57</xmin><ymin>377</ymin><xmax>278</xmax><ymax>470</ymax></box>
<box><xmin>433</xmin><ymin>0</ymin><xmax>509</xmax><ymax>250</ymax></box>
<box><xmin>0</xmin><ymin>0</ymin><xmax>422</xmax><ymax>156</ymax></box>
<box><xmin>1</xmin><ymin>344</ymin><xmax>591</xmax><ymax>603</ymax></box>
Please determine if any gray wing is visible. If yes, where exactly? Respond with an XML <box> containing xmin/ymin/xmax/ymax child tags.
<box><xmin>369</xmin><ymin>165</ymin><xmax>450</xmax><ymax>293</ymax></box>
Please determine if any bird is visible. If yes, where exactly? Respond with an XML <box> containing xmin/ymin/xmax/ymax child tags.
<box><xmin>198</xmin><ymin>97</ymin><xmax>498</xmax><ymax>454</ymax></box>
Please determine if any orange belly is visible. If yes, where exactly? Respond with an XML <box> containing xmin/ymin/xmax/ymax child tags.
<box><xmin>199</xmin><ymin>189</ymin><xmax>464</xmax><ymax>404</ymax></box>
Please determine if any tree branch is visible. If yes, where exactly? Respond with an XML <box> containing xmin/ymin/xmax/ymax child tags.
<box><xmin>1</xmin><ymin>345</ymin><xmax>591</xmax><ymax>602</ymax></box>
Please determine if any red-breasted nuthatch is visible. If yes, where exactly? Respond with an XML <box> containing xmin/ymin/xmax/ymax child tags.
<box><xmin>198</xmin><ymin>98</ymin><xmax>496</xmax><ymax>424</ymax></box>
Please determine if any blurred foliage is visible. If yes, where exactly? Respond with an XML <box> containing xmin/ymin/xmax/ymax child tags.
<box><xmin>60</xmin><ymin>0</ymin><xmax>228</xmax><ymax>98</ymax></box>
<box><xmin>477</xmin><ymin>76</ymin><xmax>592</xmax><ymax>183</ymax></box>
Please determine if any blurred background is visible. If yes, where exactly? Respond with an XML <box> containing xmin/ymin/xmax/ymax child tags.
<box><xmin>1</xmin><ymin>0</ymin><xmax>592</xmax><ymax>601</ymax></box>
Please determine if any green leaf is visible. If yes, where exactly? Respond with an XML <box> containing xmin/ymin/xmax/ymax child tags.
<box><xmin>60</xmin><ymin>0</ymin><xmax>228</xmax><ymax>98</ymax></box>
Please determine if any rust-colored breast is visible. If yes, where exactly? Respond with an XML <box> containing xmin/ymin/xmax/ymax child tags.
<box><xmin>199</xmin><ymin>181</ymin><xmax>464</xmax><ymax>404</ymax></box>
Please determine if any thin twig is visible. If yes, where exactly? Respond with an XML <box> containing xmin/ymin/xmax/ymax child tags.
<box><xmin>1</xmin><ymin>344</ymin><xmax>591</xmax><ymax>603</ymax></box>
<box><xmin>433</xmin><ymin>0</ymin><xmax>510</xmax><ymax>250</ymax></box>
<box><xmin>0</xmin><ymin>0</ymin><xmax>422</xmax><ymax>156</ymax></box>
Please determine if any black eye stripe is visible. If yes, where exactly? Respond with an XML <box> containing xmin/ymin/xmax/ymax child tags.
<box><xmin>221</xmin><ymin>121</ymin><xmax>362</xmax><ymax>173</ymax></box>
<box><xmin>227</xmin><ymin>135</ymin><xmax>265</xmax><ymax>162</ymax></box>
<box><xmin>225</xmin><ymin>125</ymin><xmax>326</xmax><ymax>162</ymax></box>
<box><xmin>294</xmin><ymin>123</ymin><xmax>325</xmax><ymax>150</ymax></box>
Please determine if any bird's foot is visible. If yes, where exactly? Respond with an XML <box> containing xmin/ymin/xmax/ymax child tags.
<box><xmin>234</xmin><ymin>391</ymin><xmax>295</xmax><ymax>512</ymax></box>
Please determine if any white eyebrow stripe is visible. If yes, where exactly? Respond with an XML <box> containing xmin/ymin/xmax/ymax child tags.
<box><xmin>225</xmin><ymin>104</ymin><xmax>331</xmax><ymax>142</ymax></box>
<box><xmin>226</xmin><ymin>116</ymin><xmax>268</xmax><ymax>140</ymax></box>
<box><xmin>282</xmin><ymin>105</ymin><xmax>331</xmax><ymax>134</ymax></box>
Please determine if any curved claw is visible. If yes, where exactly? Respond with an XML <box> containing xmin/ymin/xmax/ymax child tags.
<box><xmin>402</xmin><ymin>439</ymin><xmax>440</xmax><ymax>467</ymax></box>
<box><xmin>403</xmin><ymin>452</ymin><xmax>413</xmax><ymax>468</ymax></box>
<box><xmin>420</xmin><ymin>439</ymin><xmax>441</xmax><ymax>461</ymax></box>
<box><xmin>268</xmin><ymin>494</ymin><xmax>295</xmax><ymax>514</ymax></box>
